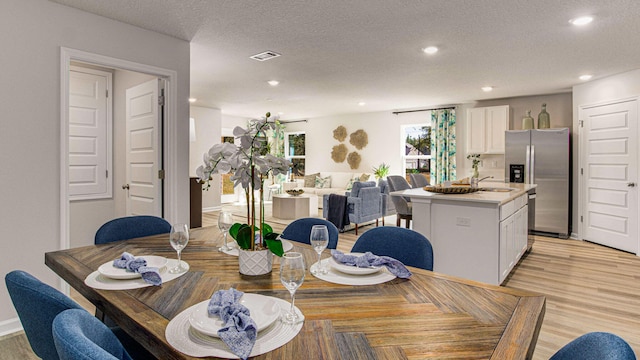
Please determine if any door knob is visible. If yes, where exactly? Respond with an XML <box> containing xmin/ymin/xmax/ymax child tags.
<box><xmin>122</xmin><ymin>184</ymin><xmax>130</xmax><ymax>190</ymax></box>
<box><xmin>628</xmin><ymin>182</ymin><xmax>636</xmax><ymax>187</ymax></box>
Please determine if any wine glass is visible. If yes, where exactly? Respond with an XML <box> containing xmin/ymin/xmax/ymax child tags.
<box><xmin>309</xmin><ymin>225</ymin><xmax>329</xmax><ymax>275</ymax></box>
<box><xmin>279</xmin><ymin>252</ymin><xmax>306</xmax><ymax>324</ymax></box>
<box><xmin>218</xmin><ymin>211</ymin><xmax>234</xmax><ymax>252</ymax></box>
<box><xmin>169</xmin><ymin>223</ymin><xmax>189</xmax><ymax>274</ymax></box>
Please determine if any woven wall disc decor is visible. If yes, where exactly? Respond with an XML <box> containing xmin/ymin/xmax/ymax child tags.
<box><xmin>347</xmin><ymin>151</ymin><xmax>361</xmax><ymax>169</ymax></box>
<box><xmin>331</xmin><ymin>144</ymin><xmax>348</xmax><ymax>163</ymax></box>
<box><xmin>349</xmin><ymin>129</ymin><xmax>368</xmax><ymax>150</ymax></box>
<box><xmin>333</xmin><ymin>126</ymin><xmax>347</xmax><ymax>142</ymax></box>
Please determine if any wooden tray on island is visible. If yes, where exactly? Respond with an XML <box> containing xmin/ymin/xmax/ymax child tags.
<box><xmin>423</xmin><ymin>186</ymin><xmax>480</xmax><ymax>194</ymax></box>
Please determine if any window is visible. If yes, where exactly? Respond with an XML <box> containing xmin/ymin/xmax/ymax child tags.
<box><xmin>284</xmin><ymin>131</ymin><xmax>305</xmax><ymax>178</ymax></box>
<box><xmin>402</xmin><ymin>124</ymin><xmax>431</xmax><ymax>184</ymax></box>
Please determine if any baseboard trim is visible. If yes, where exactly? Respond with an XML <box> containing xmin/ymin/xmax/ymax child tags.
<box><xmin>0</xmin><ymin>317</ymin><xmax>22</xmax><ymax>338</ymax></box>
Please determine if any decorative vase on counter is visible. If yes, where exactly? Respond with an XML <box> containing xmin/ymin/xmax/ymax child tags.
<box><xmin>522</xmin><ymin>110</ymin><xmax>534</xmax><ymax>130</ymax></box>
<box><xmin>538</xmin><ymin>103</ymin><xmax>550</xmax><ymax>129</ymax></box>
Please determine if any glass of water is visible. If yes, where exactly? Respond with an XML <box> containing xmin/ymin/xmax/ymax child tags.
<box><xmin>169</xmin><ymin>223</ymin><xmax>189</xmax><ymax>273</ymax></box>
<box><xmin>279</xmin><ymin>252</ymin><xmax>306</xmax><ymax>324</ymax></box>
<box><xmin>309</xmin><ymin>225</ymin><xmax>329</xmax><ymax>275</ymax></box>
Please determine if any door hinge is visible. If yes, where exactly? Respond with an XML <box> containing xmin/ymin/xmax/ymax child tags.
<box><xmin>106</xmin><ymin>170</ymin><xmax>109</xmax><ymax>178</ymax></box>
<box><xmin>579</xmin><ymin>120</ymin><xmax>584</xmax><ymax>127</ymax></box>
<box><xmin>580</xmin><ymin>215</ymin><xmax>583</xmax><ymax>223</ymax></box>
<box><xmin>158</xmin><ymin>169</ymin><xmax>165</xmax><ymax>180</ymax></box>
<box><xmin>106</xmin><ymin>89</ymin><xmax>109</xmax><ymax>98</ymax></box>
<box><xmin>158</xmin><ymin>95</ymin><xmax>165</xmax><ymax>106</ymax></box>
<box><xmin>580</xmin><ymin>168</ymin><xmax>583</xmax><ymax>175</ymax></box>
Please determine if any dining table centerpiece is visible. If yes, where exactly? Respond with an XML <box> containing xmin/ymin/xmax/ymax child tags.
<box><xmin>197</xmin><ymin>112</ymin><xmax>291</xmax><ymax>275</ymax></box>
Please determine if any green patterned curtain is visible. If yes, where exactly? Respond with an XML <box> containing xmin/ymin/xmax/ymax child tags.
<box><xmin>430</xmin><ymin>109</ymin><xmax>456</xmax><ymax>183</ymax></box>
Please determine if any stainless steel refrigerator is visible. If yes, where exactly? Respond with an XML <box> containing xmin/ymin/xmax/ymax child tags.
<box><xmin>505</xmin><ymin>128</ymin><xmax>570</xmax><ymax>238</ymax></box>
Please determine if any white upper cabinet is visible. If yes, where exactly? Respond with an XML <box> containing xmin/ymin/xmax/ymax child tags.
<box><xmin>466</xmin><ymin>105</ymin><xmax>509</xmax><ymax>154</ymax></box>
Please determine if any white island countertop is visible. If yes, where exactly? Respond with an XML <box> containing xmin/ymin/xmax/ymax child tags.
<box><xmin>391</xmin><ymin>182</ymin><xmax>536</xmax><ymax>205</ymax></box>
<box><xmin>389</xmin><ymin>182</ymin><xmax>537</xmax><ymax>285</ymax></box>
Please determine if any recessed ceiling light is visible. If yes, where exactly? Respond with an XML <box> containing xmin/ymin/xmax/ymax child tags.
<box><xmin>422</xmin><ymin>46</ymin><xmax>438</xmax><ymax>54</ymax></box>
<box><xmin>267</xmin><ymin>80</ymin><xmax>279</xmax><ymax>86</ymax></box>
<box><xmin>569</xmin><ymin>16</ymin><xmax>593</xmax><ymax>26</ymax></box>
<box><xmin>358</xmin><ymin>102</ymin><xmax>366</xmax><ymax>106</ymax></box>
<box><xmin>278</xmin><ymin>112</ymin><xmax>284</xmax><ymax>115</ymax></box>
<box><xmin>579</xmin><ymin>74</ymin><xmax>593</xmax><ymax>81</ymax></box>
<box><xmin>188</xmin><ymin>98</ymin><xmax>197</xmax><ymax>103</ymax></box>
<box><xmin>481</xmin><ymin>86</ymin><xmax>493</xmax><ymax>92</ymax></box>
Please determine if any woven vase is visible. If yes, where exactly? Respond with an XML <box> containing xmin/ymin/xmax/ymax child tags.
<box><xmin>238</xmin><ymin>248</ymin><xmax>273</xmax><ymax>276</ymax></box>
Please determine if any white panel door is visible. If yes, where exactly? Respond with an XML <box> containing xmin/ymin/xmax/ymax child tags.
<box><xmin>68</xmin><ymin>67</ymin><xmax>111</xmax><ymax>199</ymax></box>
<box><xmin>580</xmin><ymin>98</ymin><xmax>638</xmax><ymax>254</ymax></box>
<box><xmin>125</xmin><ymin>79</ymin><xmax>163</xmax><ymax>216</ymax></box>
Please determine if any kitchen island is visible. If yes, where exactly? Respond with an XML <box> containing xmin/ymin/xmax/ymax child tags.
<box><xmin>392</xmin><ymin>183</ymin><xmax>536</xmax><ymax>285</ymax></box>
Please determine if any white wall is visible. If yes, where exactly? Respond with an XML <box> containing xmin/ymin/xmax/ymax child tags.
<box><xmin>0</xmin><ymin>0</ymin><xmax>189</xmax><ymax>333</ymax></box>
<box><xmin>573</xmin><ymin>69</ymin><xmax>640</xmax><ymax>238</ymax></box>
<box><xmin>190</xmin><ymin>106</ymin><xmax>222</xmax><ymax>210</ymax></box>
<box><xmin>284</xmin><ymin>111</ymin><xmax>432</xmax><ymax>179</ymax></box>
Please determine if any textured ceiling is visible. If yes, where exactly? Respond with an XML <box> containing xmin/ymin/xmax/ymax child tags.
<box><xmin>50</xmin><ymin>0</ymin><xmax>640</xmax><ymax>120</ymax></box>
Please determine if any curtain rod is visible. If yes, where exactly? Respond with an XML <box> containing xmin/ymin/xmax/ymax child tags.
<box><xmin>279</xmin><ymin>119</ymin><xmax>308</xmax><ymax>124</ymax></box>
<box><xmin>392</xmin><ymin>106</ymin><xmax>456</xmax><ymax>115</ymax></box>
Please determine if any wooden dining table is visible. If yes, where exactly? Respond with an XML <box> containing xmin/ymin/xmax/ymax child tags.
<box><xmin>45</xmin><ymin>226</ymin><xmax>545</xmax><ymax>359</ymax></box>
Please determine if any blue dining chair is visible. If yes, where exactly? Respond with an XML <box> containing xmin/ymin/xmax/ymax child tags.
<box><xmin>5</xmin><ymin>270</ymin><xmax>85</xmax><ymax>360</ymax></box>
<box><xmin>94</xmin><ymin>215</ymin><xmax>171</xmax><ymax>245</ymax></box>
<box><xmin>280</xmin><ymin>218</ymin><xmax>340</xmax><ymax>249</ymax></box>
<box><xmin>5</xmin><ymin>270</ymin><xmax>153</xmax><ymax>360</ymax></box>
<box><xmin>351</xmin><ymin>226</ymin><xmax>433</xmax><ymax>270</ymax></box>
<box><xmin>550</xmin><ymin>332</ymin><xmax>636</xmax><ymax>360</ymax></box>
<box><xmin>53</xmin><ymin>309</ymin><xmax>133</xmax><ymax>360</ymax></box>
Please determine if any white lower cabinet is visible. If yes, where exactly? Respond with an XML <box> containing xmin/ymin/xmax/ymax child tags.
<box><xmin>499</xmin><ymin>201</ymin><xmax>528</xmax><ymax>283</ymax></box>
<box><xmin>410</xmin><ymin>190</ymin><xmax>532</xmax><ymax>285</ymax></box>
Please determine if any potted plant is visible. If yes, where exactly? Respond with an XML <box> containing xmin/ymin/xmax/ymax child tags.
<box><xmin>197</xmin><ymin>112</ymin><xmax>291</xmax><ymax>275</ymax></box>
<box><xmin>467</xmin><ymin>153</ymin><xmax>481</xmax><ymax>178</ymax></box>
<box><xmin>372</xmin><ymin>163</ymin><xmax>390</xmax><ymax>180</ymax></box>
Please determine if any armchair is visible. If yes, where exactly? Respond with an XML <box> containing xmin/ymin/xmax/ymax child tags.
<box><xmin>346</xmin><ymin>181</ymin><xmax>383</xmax><ymax>235</ymax></box>
<box><xmin>377</xmin><ymin>179</ymin><xmax>396</xmax><ymax>225</ymax></box>
<box><xmin>409</xmin><ymin>173</ymin><xmax>430</xmax><ymax>188</ymax></box>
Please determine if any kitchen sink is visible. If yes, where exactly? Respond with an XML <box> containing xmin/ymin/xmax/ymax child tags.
<box><xmin>480</xmin><ymin>187</ymin><xmax>515</xmax><ymax>192</ymax></box>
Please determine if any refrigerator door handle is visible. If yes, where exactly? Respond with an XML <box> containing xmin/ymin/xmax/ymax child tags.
<box><xmin>526</xmin><ymin>145</ymin><xmax>531</xmax><ymax>184</ymax></box>
<box><xmin>530</xmin><ymin>145</ymin><xmax>535</xmax><ymax>184</ymax></box>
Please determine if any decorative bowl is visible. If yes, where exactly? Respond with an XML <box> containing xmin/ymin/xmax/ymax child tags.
<box><xmin>286</xmin><ymin>189</ymin><xmax>305</xmax><ymax>196</ymax></box>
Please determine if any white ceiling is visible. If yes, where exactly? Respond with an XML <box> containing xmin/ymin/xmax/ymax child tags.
<box><xmin>51</xmin><ymin>0</ymin><xmax>640</xmax><ymax>120</ymax></box>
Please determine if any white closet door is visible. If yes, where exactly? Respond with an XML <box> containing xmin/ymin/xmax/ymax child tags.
<box><xmin>68</xmin><ymin>67</ymin><xmax>112</xmax><ymax>199</ymax></box>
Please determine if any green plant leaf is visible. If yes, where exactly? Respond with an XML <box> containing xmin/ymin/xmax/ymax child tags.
<box><xmin>261</xmin><ymin>223</ymin><xmax>273</xmax><ymax>235</ymax></box>
<box><xmin>229</xmin><ymin>223</ymin><xmax>242</xmax><ymax>240</ymax></box>
<box><xmin>236</xmin><ymin>225</ymin><xmax>253</xmax><ymax>250</ymax></box>
<box><xmin>265</xmin><ymin>233</ymin><xmax>284</xmax><ymax>257</ymax></box>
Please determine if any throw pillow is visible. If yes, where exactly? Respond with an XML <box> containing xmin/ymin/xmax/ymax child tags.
<box><xmin>315</xmin><ymin>175</ymin><xmax>332</xmax><ymax>189</ymax></box>
<box><xmin>359</xmin><ymin>173</ymin><xmax>370</xmax><ymax>181</ymax></box>
<box><xmin>345</xmin><ymin>175</ymin><xmax>360</xmax><ymax>191</ymax></box>
<box><xmin>304</xmin><ymin>172</ymin><xmax>320</xmax><ymax>187</ymax></box>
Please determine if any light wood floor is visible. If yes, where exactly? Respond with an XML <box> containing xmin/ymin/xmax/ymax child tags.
<box><xmin>3</xmin><ymin>211</ymin><xmax>639</xmax><ymax>359</ymax></box>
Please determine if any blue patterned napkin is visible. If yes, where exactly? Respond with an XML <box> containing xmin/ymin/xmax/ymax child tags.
<box><xmin>330</xmin><ymin>250</ymin><xmax>412</xmax><ymax>278</ymax></box>
<box><xmin>112</xmin><ymin>252</ymin><xmax>162</xmax><ymax>286</ymax></box>
<box><xmin>208</xmin><ymin>288</ymin><xmax>257</xmax><ymax>360</ymax></box>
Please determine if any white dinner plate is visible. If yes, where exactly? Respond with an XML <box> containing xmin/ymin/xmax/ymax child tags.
<box><xmin>188</xmin><ymin>293</ymin><xmax>280</xmax><ymax>337</ymax></box>
<box><xmin>97</xmin><ymin>255</ymin><xmax>167</xmax><ymax>280</ymax></box>
<box><xmin>328</xmin><ymin>253</ymin><xmax>382</xmax><ymax>275</ymax></box>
